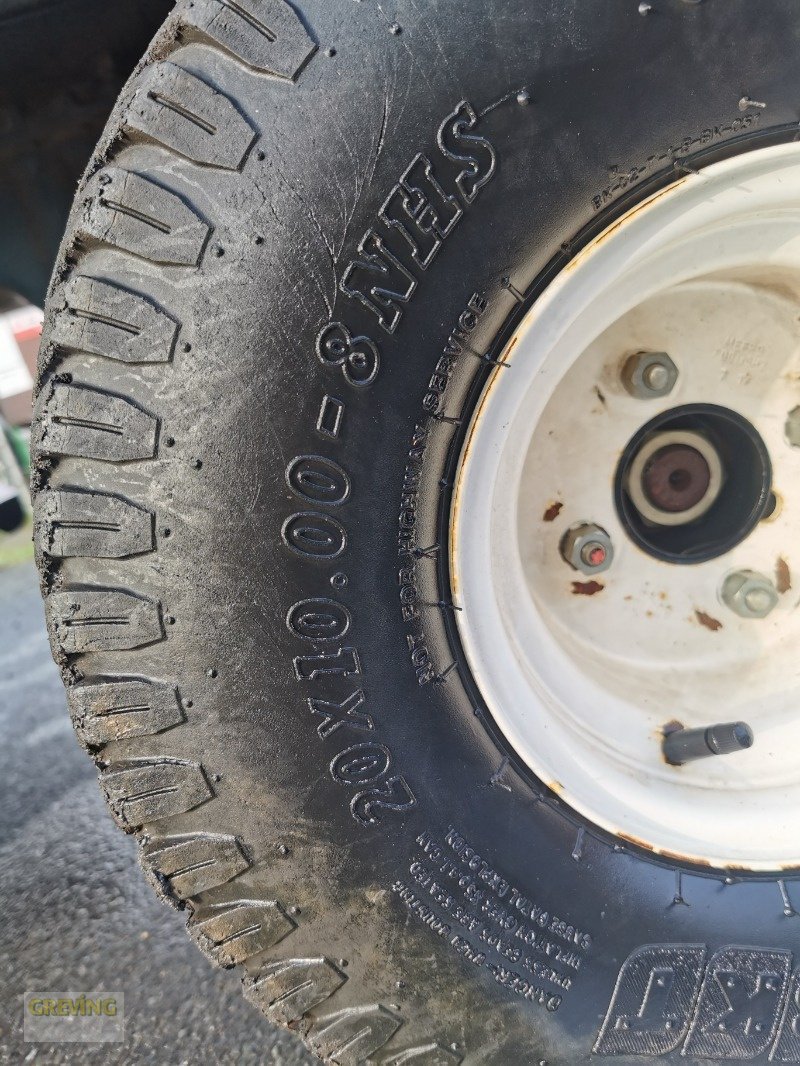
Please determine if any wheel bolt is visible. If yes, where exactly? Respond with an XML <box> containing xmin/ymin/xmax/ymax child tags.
<box><xmin>582</xmin><ymin>543</ymin><xmax>608</xmax><ymax>568</ymax></box>
<box><xmin>561</xmin><ymin>523</ymin><xmax>614</xmax><ymax>575</ymax></box>
<box><xmin>643</xmin><ymin>363</ymin><xmax>670</xmax><ymax>391</ymax></box>
<box><xmin>621</xmin><ymin>351</ymin><xmax>679</xmax><ymax>399</ymax></box>
<box><xmin>720</xmin><ymin>570</ymin><xmax>779</xmax><ymax>619</ymax></box>
<box><xmin>663</xmin><ymin>721</ymin><xmax>754</xmax><ymax>765</ymax></box>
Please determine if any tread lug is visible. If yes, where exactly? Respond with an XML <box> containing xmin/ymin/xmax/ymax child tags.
<box><xmin>46</xmin><ymin>587</ymin><xmax>164</xmax><ymax>653</ymax></box>
<box><xmin>35</xmin><ymin>382</ymin><xmax>158</xmax><ymax>462</ymax></box>
<box><xmin>82</xmin><ymin>167</ymin><xmax>210</xmax><ymax>266</ymax></box>
<box><xmin>128</xmin><ymin>62</ymin><xmax>256</xmax><ymax>169</ymax></box>
<box><xmin>190</xmin><ymin>900</ymin><xmax>296</xmax><ymax>966</ymax></box>
<box><xmin>143</xmin><ymin>833</ymin><xmax>250</xmax><ymax>897</ymax></box>
<box><xmin>69</xmin><ymin>677</ymin><xmax>184</xmax><ymax>746</ymax></box>
<box><xmin>244</xmin><ymin>957</ymin><xmax>347</xmax><ymax>1024</ymax></box>
<box><xmin>311</xmin><ymin>1004</ymin><xmax>403</xmax><ymax>1065</ymax></box>
<box><xmin>101</xmin><ymin>759</ymin><xmax>212</xmax><ymax>827</ymax></box>
<box><xmin>39</xmin><ymin>488</ymin><xmax>154</xmax><ymax>558</ymax></box>
<box><xmin>185</xmin><ymin>0</ymin><xmax>317</xmax><ymax>80</ymax></box>
<box><xmin>52</xmin><ymin>275</ymin><xmax>178</xmax><ymax>363</ymax></box>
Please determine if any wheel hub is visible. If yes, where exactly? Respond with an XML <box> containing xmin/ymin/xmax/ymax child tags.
<box><xmin>617</xmin><ymin>404</ymin><xmax>771</xmax><ymax>561</ymax></box>
<box><xmin>640</xmin><ymin>441</ymin><xmax>711</xmax><ymax>514</ymax></box>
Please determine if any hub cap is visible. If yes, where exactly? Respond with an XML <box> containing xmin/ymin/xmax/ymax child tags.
<box><xmin>451</xmin><ymin>144</ymin><xmax>800</xmax><ymax>870</ymax></box>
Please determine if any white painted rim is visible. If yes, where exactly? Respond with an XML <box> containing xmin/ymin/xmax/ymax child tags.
<box><xmin>452</xmin><ymin>143</ymin><xmax>800</xmax><ymax>870</ymax></box>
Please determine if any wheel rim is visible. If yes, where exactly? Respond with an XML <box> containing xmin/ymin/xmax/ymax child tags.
<box><xmin>451</xmin><ymin>143</ymin><xmax>800</xmax><ymax>870</ymax></box>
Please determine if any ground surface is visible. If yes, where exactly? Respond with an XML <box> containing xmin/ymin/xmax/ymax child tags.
<box><xmin>0</xmin><ymin>559</ymin><xmax>315</xmax><ymax>1064</ymax></box>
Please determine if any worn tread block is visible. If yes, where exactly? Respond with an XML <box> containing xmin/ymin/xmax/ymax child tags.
<box><xmin>144</xmin><ymin>833</ymin><xmax>250</xmax><ymax>897</ymax></box>
<box><xmin>311</xmin><ymin>1004</ymin><xmax>402</xmax><ymax>1065</ymax></box>
<box><xmin>46</xmin><ymin>587</ymin><xmax>164</xmax><ymax>653</ymax></box>
<box><xmin>82</xmin><ymin>168</ymin><xmax>210</xmax><ymax>266</ymax></box>
<box><xmin>101</xmin><ymin>759</ymin><xmax>212</xmax><ymax>827</ymax></box>
<box><xmin>190</xmin><ymin>900</ymin><xmax>296</xmax><ymax>966</ymax></box>
<box><xmin>385</xmin><ymin>1046</ymin><xmax>463</xmax><ymax>1065</ymax></box>
<box><xmin>244</xmin><ymin>958</ymin><xmax>347</xmax><ymax>1024</ymax></box>
<box><xmin>185</xmin><ymin>0</ymin><xmax>317</xmax><ymax>80</ymax></box>
<box><xmin>69</xmin><ymin>677</ymin><xmax>184</xmax><ymax>747</ymax></box>
<box><xmin>52</xmin><ymin>275</ymin><xmax>178</xmax><ymax>364</ymax></box>
<box><xmin>40</xmin><ymin>489</ymin><xmax>154</xmax><ymax>559</ymax></box>
<box><xmin>35</xmin><ymin>382</ymin><xmax>158</xmax><ymax>462</ymax></box>
<box><xmin>128</xmin><ymin>62</ymin><xmax>256</xmax><ymax>169</ymax></box>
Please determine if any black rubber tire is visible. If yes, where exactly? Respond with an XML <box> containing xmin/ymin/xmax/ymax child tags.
<box><xmin>31</xmin><ymin>2</ymin><xmax>800</xmax><ymax>1063</ymax></box>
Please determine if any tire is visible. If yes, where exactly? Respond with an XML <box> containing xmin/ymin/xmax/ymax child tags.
<box><xmin>31</xmin><ymin>2</ymin><xmax>800</xmax><ymax>1062</ymax></box>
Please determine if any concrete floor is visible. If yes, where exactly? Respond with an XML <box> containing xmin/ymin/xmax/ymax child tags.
<box><xmin>0</xmin><ymin>560</ymin><xmax>316</xmax><ymax>1064</ymax></box>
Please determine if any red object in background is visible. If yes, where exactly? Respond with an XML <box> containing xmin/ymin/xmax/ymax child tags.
<box><xmin>0</xmin><ymin>306</ymin><xmax>42</xmax><ymax>427</ymax></box>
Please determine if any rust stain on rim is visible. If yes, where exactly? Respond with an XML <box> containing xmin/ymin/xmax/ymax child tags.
<box><xmin>617</xmin><ymin>832</ymin><xmax>713</xmax><ymax>866</ymax></box>
<box><xmin>776</xmin><ymin>555</ymin><xmax>791</xmax><ymax>594</ymax></box>
<box><xmin>617</xmin><ymin>831</ymin><xmax>655</xmax><ymax>853</ymax></box>
<box><xmin>571</xmin><ymin>580</ymin><xmax>605</xmax><ymax>596</ymax></box>
<box><xmin>563</xmin><ymin>176</ymin><xmax>690</xmax><ymax>276</ymax></box>
<box><xmin>695</xmin><ymin>609</ymin><xmax>723</xmax><ymax>632</ymax></box>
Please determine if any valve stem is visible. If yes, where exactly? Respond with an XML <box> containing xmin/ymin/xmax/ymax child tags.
<box><xmin>663</xmin><ymin>721</ymin><xmax>754</xmax><ymax>765</ymax></box>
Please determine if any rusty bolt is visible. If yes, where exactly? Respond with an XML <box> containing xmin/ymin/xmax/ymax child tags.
<box><xmin>785</xmin><ymin>406</ymin><xmax>800</xmax><ymax>447</ymax></box>
<box><xmin>720</xmin><ymin>570</ymin><xmax>779</xmax><ymax>620</ymax></box>
<box><xmin>621</xmin><ymin>351</ymin><xmax>678</xmax><ymax>399</ymax></box>
<box><xmin>561</xmin><ymin>523</ymin><xmax>614</xmax><ymax>575</ymax></box>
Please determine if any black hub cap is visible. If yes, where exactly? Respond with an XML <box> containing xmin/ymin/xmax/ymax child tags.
<box><xmin>615</xmin><ymin>403</ymin><xmax>773</xmax><ymax>564</ymax></box>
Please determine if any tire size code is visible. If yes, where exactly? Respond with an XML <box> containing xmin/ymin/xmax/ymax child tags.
<box><xmin>281</xmin><ymin>444</ymin><xmax>417</xmax><ymax>826</ymax></box>
<box><xmin>280</xmin><ymin>99</ymin><xmax>500</xmax><ymax>826</ymax></box>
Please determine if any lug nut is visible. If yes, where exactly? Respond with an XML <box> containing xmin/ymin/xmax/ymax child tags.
<box><xmin>643</xmin><ymin>363</ymin><xmax>670</xmax><ymax>391</ymax></box>
<box><xmin>720</xmin><ymin>570</ymin><xmax>779</xmax><ymax>619</ymax></box>
<box><xmin>561</xmin><ymin>523</ymin><xmax>614</xmax><ymax>575</ymax></box>
<box><xmin>621</xmin><ymin>351</ymin><xmax>679</xmax><ymax>399</ymax></box>
<box><xmin>663</xmin><ymin>721</ymin><xmax>754</xmax><ymax>766</ymax></box>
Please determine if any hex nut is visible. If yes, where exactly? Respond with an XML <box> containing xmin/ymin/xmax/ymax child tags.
<box><xmin>561</xmin><ymin>523</ymin><xmax>614</xmax><ymax>575</ymax></box>
<box><xmin>785</xmin><ymin>406</ymin><xmax>800</xmax><ymax>447</ymax></box>
<box><xmin>720</xmin><ymin>570</ymin><xmax>779</xmax><ymax>620</ymax></box>
<box><xmin>621</xmin><ymin>351</ymin><xmax>679</xmax><ymax>399</ymax></box>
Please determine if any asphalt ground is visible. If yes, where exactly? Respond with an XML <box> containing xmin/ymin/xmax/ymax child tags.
<box><xmin>0</xmin><ymin>559</ymin><xmax>316</xmax><ymax>1064</ymax></box>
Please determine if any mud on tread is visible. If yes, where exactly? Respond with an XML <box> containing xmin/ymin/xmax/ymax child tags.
<box><xmin>188</xmin><ymin>900</ymin><xmax>298</xmax><ymax>967</ymax></box>
<box><xmin>142</xmin><ymin>833</ymin><xmax>252</xmax><ymax>899</ymax></box>
<box><xmin>68</xmin><ymin>677</ymin><xmax>185</xmax><ymax>747</ymax></box>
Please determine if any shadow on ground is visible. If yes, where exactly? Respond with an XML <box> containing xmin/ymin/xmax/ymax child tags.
<box><xmin>0</xmin><ymin>561</ymin><xmax>316</xmax><ymax>1064</ymax></box>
